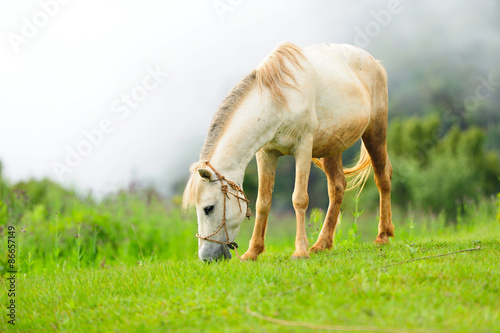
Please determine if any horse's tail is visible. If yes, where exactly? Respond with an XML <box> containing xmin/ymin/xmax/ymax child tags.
<box><xmin>343</xmin><ymin>142</ymin><xmax>372</xmax><ymax>195</ymax></box>
<box><xmin>311</xmin><ymin>142</ymin><xmax>372</xmax><ymax>196</ymax></box>
<box><xmin>312</xmin><ymin>158</ymin><xmax>323</xmax><ymax>170</ymax></box>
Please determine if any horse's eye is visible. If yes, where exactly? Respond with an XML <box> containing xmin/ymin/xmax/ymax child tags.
<box><xmin>204</xmin><ymin>205</ymin><xmax>215</xmax><ymax>215</ymax></box>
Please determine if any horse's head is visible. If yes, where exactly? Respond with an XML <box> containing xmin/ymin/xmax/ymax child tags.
<box><xmin>183</xmin><ymin>162</ymin><xmax>249</xmax><ymax>262</ymax></box>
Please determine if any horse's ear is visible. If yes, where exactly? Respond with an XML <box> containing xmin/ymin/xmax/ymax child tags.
<box><xmin>198</xmin><ymin>168</ymin><xmax>213</xmax><ymax>182</ymax></box>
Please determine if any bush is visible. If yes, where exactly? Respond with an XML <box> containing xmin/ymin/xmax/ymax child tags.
<box><xmin>387</xmin><ymin>116</ymin><xmax>500</xmax><ymax>220</ymax></box>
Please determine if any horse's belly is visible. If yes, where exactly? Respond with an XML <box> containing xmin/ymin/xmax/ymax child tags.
<box><xmin>311</xmin><ymin>111</ymin><xmax>370</xmax><ymax>157</ymax></box>
<box><xmin>262</xmin><ymin>110</ymin><xmax>369</xmax><ymax>157</ymax></box>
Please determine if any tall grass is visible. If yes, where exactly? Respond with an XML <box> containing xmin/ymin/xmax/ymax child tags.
<box><xmin>0</xmin><ymin>180</ymin><xmax>498</xmax><ymax>275</ymax></box>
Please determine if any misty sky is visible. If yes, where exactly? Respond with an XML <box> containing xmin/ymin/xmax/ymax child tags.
<box><xmin>1</xmin><ymin>0</ymin><xmax>498</xmax><ymax>196</ymax></box>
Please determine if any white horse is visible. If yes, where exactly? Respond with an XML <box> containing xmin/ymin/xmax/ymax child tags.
<box><xmin>183</xmin><ymin>42</ymin><xmax>394</xmax><ymax>261</ymax></box>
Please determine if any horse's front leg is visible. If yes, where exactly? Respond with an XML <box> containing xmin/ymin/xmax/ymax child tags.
<box><xmin>241</xmin><ymin>150</ymin><xmax>279</xmax><ymax>261</ymax></box>
<box><xmin>291</xmin><ymin>135</ymin><xmax>314</xmax><ymax>259</ymax></box>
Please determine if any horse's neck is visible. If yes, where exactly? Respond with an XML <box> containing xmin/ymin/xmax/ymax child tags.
<box><xmin>209</xmin><ymin>89</ymin><xmax>279</xmax><ymax>183</ymax></box>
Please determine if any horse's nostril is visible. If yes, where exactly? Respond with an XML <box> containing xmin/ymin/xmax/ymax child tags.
<box><xmin>199</xmin><ymin>244</ymin><xmax>232</xmax><ymax>262</ymax></box>
<box><xmin>201</xmin><ymin>258</ymin><xmax>214</xmax><ymax>264</ymax></box>
<box><xmin>224</xmin><ymin>246</ymin><xmax>232</xmax><ymax>259</ymax></box>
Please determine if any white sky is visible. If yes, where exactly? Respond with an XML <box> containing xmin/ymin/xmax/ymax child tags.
<box><xmin>0</xmin><ymin>0</ymin><xmax>357</xmax><ymax>195</ymax></box>
<box><xmin>0</xmin><ymin>0</ymin><xmax>496</xmax><ymax>196</ymax></box>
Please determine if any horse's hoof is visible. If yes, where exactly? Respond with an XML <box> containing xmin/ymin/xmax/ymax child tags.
<box><xmin>291</xmin><ymin>250</ymin><xmax>310</xmax><ymax>259</ymax></box>
<box><xmin>309</xmin><ymin>246</ymin><xmax>322</xmax><ymax>253</ymax></box>
<box><xmin>241</xmin><ymin>252</ymin><xmax>258</xmax><ymax>261</ymax></box>
<box><xmin>374</xmin><ymin>236</ymin><xmax>390</xmax><ymax>245</ymax></box>
<box><xmin>309</xmin><ymin>242</ymin><xmax>332</xmax><ymax>253</ymax></box>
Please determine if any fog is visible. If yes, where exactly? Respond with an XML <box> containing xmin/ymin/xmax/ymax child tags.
<box><xmin>1</xmin><ymin>0</ymin><xmax>498</xmax><ymax>196</ymax></box>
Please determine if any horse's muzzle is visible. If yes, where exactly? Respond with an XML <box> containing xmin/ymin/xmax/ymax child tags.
<box><xmin>198</xmin><ymin>242</ymin><xmax>232</xmax><ymax>262</ymax></box>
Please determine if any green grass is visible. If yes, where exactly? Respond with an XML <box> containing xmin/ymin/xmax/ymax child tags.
<box><xmin>1</xmin><ymin>181</ymin><xmax>499</xmax><ymax>332</ymax></box>
<box><xmin>5</xmin><ymin>213</ymin><xmax>500</xmax><ymax>332</ymax></box>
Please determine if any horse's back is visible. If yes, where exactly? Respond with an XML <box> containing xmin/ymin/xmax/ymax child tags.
<box><xmin>301</xmin><ymin>43</ymin><xmax>387</xmax><ymax>157</ymax></box>
<box><xmin>305</xmin><ymin>43</ymin><xmax>385</xmax><ymax>85</ymax></box>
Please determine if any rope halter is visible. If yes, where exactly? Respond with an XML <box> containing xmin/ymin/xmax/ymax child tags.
<box><xmin>195</xmin><ymin>161</ymin><xmax>252</xmax><ymax>259</ymax></box>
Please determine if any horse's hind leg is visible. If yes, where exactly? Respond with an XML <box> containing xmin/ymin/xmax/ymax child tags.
<box><xmin>362</xmin><ymin>129</ymin><xmax>395</xmax><ymax>244</ymax></box>
<box><xmin>310</xmin><ymin>154</ymin><xmax>346</xmax><ymax>253</ymax></box>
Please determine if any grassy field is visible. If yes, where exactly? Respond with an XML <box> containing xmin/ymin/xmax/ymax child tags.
<box><xmin>2</xmin><ymin>193</ymin><xmax>500</xmax><ymax>332</ymax></box>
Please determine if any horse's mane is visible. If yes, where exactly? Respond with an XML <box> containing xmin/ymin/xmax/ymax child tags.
<box><xmin>199</xmin><ymin>70</ymin><xmax>257</xmax><ymax>161</ymax></box>
<box><xmin>183</xmin><ymin>42</ymin><xmax>305</xmax><ymax>209</ymax></box>
<box><xmin>255</xmin><ymin>42</ymin><xmax>305</xmax><ymax>106</ymax></box>
<box><xmin>200</xmin><ymin>42</ymin><xmax>304</xmax><ymax>161</ymax></box>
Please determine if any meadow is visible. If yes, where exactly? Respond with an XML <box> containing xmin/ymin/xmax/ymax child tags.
<box><xmin>1</xmin><ymin>178</ymin><xmax>499</xmax><ymax>332</ymax></box>
<box><xmin>2</xmin><ymin>2</ymin><xmax>500</xmax><ymax>332</ymax></box>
